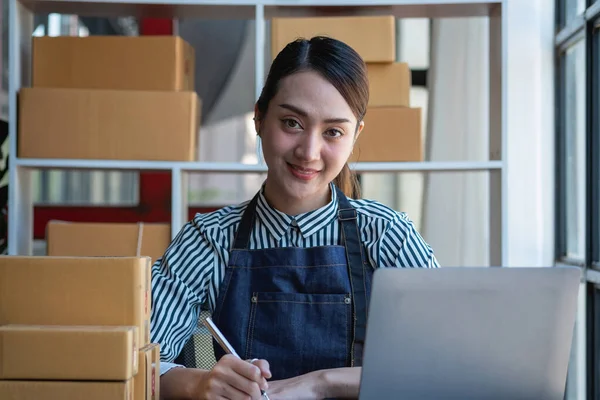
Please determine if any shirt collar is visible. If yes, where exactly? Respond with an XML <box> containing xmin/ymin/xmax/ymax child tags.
<box><xmin>255</xmin><ymin>183</ymin><xmax>339</xmax><ymax>242</ymax></box>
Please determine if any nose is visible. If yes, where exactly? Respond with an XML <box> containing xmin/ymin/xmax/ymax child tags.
<box><xmin>294</xmin><ymin>131</ymin><xmax>321</xmax><ymax>162</ymax></box>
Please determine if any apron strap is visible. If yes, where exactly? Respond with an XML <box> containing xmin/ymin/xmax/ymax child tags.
<box><xmin>232</xmin><ymin>193</ymin><xmax>260</xmax><ymax>250</ymax></box>
<box><xmin>335</xmin><ymin>186</ymin><xmax>369</xmax><ymax>366</ymax></box>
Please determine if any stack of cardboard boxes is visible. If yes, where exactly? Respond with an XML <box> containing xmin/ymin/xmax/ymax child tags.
<box><xmin>19</xmin><ymin>25</ymin><xmax>417</xmax><ymax>163</ymax></box>
<box><xmin>0</xmin><ymin>256</ymin><xmax>159</xmax><ymax>399</ymax></box>
<box><xmin>271</xmin><ymin>15</ymin><xmax>422</xmax><ymax>162</ymax></box>
<box><xmin>18</xmin><ymin>36</ymin><xmax>200</xmax><ymax>161</ymax></box>
<box><xmin>7</xmin><ymin>33</ymin><xmax>203</xmax><ymax>400</ymax></box>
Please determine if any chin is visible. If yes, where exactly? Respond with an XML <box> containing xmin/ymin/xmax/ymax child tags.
<box><xmin>283</xmin><ymin>182</ymin><xmax>318</xmax><ymax>200</ymax></box>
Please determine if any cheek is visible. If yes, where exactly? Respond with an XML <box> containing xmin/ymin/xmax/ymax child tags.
<box><xmin>323</xmin><ymin>141</ymin><xmax>353</xmax><ymax>168</ymax></box>
<box><xmin>260</xmin><ymin>128</ymin><xmax>292</xmax><ymax>160</ymax></box>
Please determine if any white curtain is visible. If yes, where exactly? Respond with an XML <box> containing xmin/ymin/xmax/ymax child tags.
<box><xmin>188</xmin><ymin>21</ymin><xmax>265</xmax><ymax>206</ymax></box>
<box><xmin>421</xmin><ymin>17</ymin><xmax>490</xmax><ymax>267</ymax></box>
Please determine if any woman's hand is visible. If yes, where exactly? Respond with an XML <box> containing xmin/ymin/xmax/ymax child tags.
<box><xmin>262</xmin><ymin>367</ymin><xmax>361</xmax><ymax>400</ymax></box>
<box><xmin>265</xmin><ymin>370</ymin><xmax>324</xmax><ymax>400</ymax></box>
<box><xmin>160</xmin><ymin>355</ymin><xmax>271</xmax><ymax>400</ymax></box>
<box><xmin>199</xmin><ymin>355</ymin><xmax>271</xmax><ymax>400</ymax></box>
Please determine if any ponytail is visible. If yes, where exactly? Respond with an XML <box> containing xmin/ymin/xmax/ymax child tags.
<box><xmin>333</xmin><ymin>163</ymin><xmax>361</xmax><ymax>199</ymax></box>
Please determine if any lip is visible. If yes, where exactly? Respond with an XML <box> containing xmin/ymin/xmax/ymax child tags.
<box><xmin>287</xmin><ymin>162</ymin><xmax>320</xmax><ymax>181</ymax></box>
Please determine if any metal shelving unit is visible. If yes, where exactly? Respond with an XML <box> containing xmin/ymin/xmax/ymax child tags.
<box><xmin>8</xmin><ymin>0</ymin><xmax>506</xmax><ymax>266</ymax></box>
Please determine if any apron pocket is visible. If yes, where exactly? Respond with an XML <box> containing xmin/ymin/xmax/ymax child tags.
<box><xmin>245</xmin><ymin>291</ymin><xmax>352</xmax><ymax>381</ymax></box>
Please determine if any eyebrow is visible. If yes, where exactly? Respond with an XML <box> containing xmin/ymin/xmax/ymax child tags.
<box><xmin>278</xmin><ymin>103</ymin><xmax>352</xmax><ymax>124</ymax></box>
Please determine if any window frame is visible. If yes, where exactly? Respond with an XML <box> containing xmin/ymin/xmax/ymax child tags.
<box><xmin>592</xmin><ymin>22</ymin><xmax>600</xmax><ymax>267</ymax></box>
<box><xmin>588</xmin><ymin>281</ymin><xmax>599</xmax><ymax>398</ymax></box>
<box><xmin>556</xmin><ymin>40</ymin><xmax>567</xmax><ymax>261</ymax></box>
<box><xmin>555</xmin><ymin>1</ymin><xmax>600</xmax><ymax>399</ymax></box>
<box><xmin>556</xmin><ymin>32</ymin><xmax>587</xmax><ymax>264</ymax></box>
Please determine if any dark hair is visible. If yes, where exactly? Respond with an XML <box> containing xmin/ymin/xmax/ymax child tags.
<box><xmin>256</xmin><ymin>36</ymin><xmax>369</xmax><ymax>199</ymax></box>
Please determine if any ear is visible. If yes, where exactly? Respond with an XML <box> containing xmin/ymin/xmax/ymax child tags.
<box><xmin>254</xmin><ymin>103</ymin><xmax>261</xmax><ymax>136</ymax></box>
<box><xmin>354</xmin><ymin>120</ymin><xmax>365</xmax><ymax>145</ymax></box>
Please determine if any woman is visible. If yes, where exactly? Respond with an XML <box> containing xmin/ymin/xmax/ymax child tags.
<box><xmin>152</xmin><ymin>36</ymin><xmax>440</xmax><ymax>400</ymax></box>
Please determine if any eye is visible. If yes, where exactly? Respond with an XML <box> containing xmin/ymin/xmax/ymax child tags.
<box><xmin>324</xmin><ymin>129</ymin><xmax>344</xmax><ymax>139</ymax></box>
<box><xmin>282</xmin><ymin>118</ymin><xmax>302</xmax><ymax>130</ymax></box>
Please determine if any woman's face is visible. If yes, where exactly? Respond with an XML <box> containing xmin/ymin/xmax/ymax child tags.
<box><xmin>257</xmin><ymin>70</ymin><xmax>364</xmax><ymax>212</ymax></box>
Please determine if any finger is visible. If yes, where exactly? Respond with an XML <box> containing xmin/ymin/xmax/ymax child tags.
<box><xmin>221</xmin><ymin>371</ymin><xmax>263</xmax><ymax>400</ymax></box>
<box><xmin>217</xmin><ymin>356</ymin><xmax>266</xmax><ymax>395</ymax></box>
<box><xmin>249</xmin><ymin>359</ymin><xmax>272</xmax><ymax>379</ymax></box>
<box><xmin>220</xmin><ymin>379</ymin><xmax>258</xmax><ymax>400</ymax></box>
<box><xmin>212</xmin><ymin>357</ymin><xmax>257</xmax><ymax>397</ymax></box>
<box><xmin>203</xmin><ymin>376</ymin><xmax>237</xmax><ymax>400</ymax></box>
<box><xmin>231</xmin><ymin>359</ymin><xmax>268</xmax><ymax>390</ymax></box>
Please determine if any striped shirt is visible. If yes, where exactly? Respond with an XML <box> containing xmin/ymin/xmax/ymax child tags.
<box><xmin>151</xmin><ymin>183</ymin><xmax>439</xmax><ymax>374</ymax></box>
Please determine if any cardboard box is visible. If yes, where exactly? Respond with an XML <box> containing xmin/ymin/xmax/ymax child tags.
<box><xmin>367</xmin><ymin>63</ymin><xmax>411</xmax><ymax>107</ymax></box>
<box><xmin>33</xmin><ymin>36</ymin><xmax>194</xmax><ymax>91</ymax></box>
<box><xmin>47</xmin><ymin>221</ymin><xmax>171</xmax><ymax>263</ymax></box>
<box><xmin>45</xmin><ymin>223</ymin><xmax>156</xmax><ymax>340</ymax></box>
<box><xmin>271</xmin><ymin>16</ymin><xmax>395</xmax><ymax>62</ymax></box>
<box><xmin>0</xmin><ymin>325</ymin><xmax>138</xmax><ymax>380</ymax></box>
<box><xmin>18</xmin><ymin>87</ymin><xmax>200</xmax><ymax>161</ymax></box>
<box><xmin>0</xmin><ymin>256</ymin><xmax>151</xmax><ymax>348</ymax></box>
<box><xmin>134</xmin><ymin>344</ymin><xmax>161</xmax><ymax>400</ymax></box>
<box><xmin>0</xmin><ymin>380</ymin><xmax>133</xmax><ymax>400</ymax></box>
<box><xmin>350</xmin><ymin>107</ymin><xmax>422</xmax><ymax>162</ymax></box>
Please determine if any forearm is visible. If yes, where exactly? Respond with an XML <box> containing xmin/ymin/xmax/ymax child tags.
<box><xmin>319</xmin><ymin>367</ymin><xmax>362</xmax><ymax>399</ymax></box>
<box><xmin>160</xmin><ymin>367</ymin><xmax>208</xmax><ymax>400</ymax></box>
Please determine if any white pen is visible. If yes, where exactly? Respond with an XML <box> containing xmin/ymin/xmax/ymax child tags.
<box><xmin>203</xmin><ymin>317</ymin><xmax>270</xmax><ymax>400</ymax></box>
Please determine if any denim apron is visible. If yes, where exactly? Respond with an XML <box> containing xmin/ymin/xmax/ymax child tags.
<box><xmin>212</xmin><ymin>186</ymin><xmax>373</xmax><ymax>381</ymax></box>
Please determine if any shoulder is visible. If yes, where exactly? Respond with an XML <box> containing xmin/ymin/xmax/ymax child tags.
<box><xmin>349</xmin><ymin>197</ymin><xmax>408</xmax><ymax>226</ymax></box>
<box><xmin>190</xmin><ymin>200</ymin><xmax>250</xmax><ymax>233</ymax></box>
<box><xmin>348</xmin><ymin>197</ymin><xmax>421</xmax><ymax>243</ymax></box>
<box><xmin>348</xmin><ymin>197</ymin><xmax>438</xmax><ymax>268</ymax></box>
<box><xmin>165</xmin><ymin>200</ymin><xmax>251</xmax><ymax>254</ymax></box>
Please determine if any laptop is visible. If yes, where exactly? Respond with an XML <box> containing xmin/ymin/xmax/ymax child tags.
<box><xmin>358</xmin><ymin>266</ymin><xmax>581</xmax><ymax>400</ymax></box>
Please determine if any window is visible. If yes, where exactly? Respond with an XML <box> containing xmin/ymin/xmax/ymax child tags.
<box><xmin>593</xmin><ymin>29</ymin><xmax>600</xmax><ymax>267</ymax></box>
<box><xmin>558</xmin><ymin>0</ymin><xmax>587</xmax><ymax>27</ymax></box>
<box><xmin>556</xmin><ymin>3</ymin><xmax>600</xmax><ymax>400</ymax></box>
<box><xmin>567</xmin><ymin>0</ymin><xmax>586</xmax><ymax>20</ymax></box>
<box><xmin>562</xmin><ymin>41</ymin><xmax>586</xmax><ymax>261</ymax></box>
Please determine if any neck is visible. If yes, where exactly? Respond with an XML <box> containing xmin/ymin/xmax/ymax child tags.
<box><xmin>263</xmin><ymin>180</ymin><xmax>331</xmax><ymax>216</ymax></box>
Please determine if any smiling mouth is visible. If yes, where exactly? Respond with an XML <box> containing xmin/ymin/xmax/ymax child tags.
<box><xmin>287</xmin><ymin>162</ymin><xmax>320</xmax><ymax>180</ymax></box>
